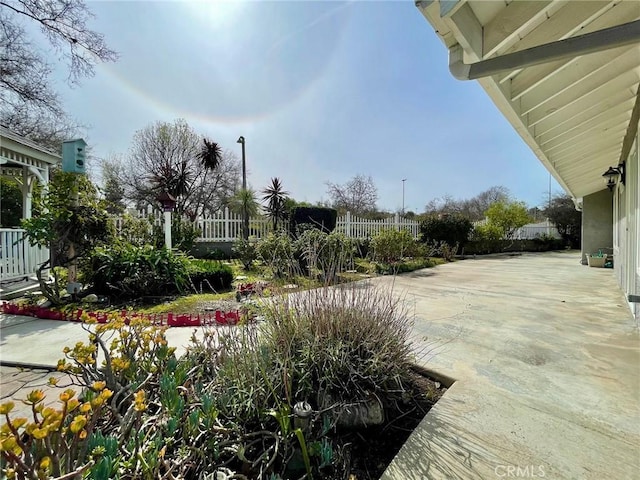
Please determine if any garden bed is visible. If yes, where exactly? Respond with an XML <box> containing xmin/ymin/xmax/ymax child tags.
<box><xmin>343</xmin><ymin>369</ymin><xmax>446</xmax><ymax>479</ymax></box>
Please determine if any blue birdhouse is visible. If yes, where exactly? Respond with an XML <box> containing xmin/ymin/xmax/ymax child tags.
<box><xmin>62</xmin><ymin>139</ymin><xmax>87</xmax><ymax>174</ymax></box>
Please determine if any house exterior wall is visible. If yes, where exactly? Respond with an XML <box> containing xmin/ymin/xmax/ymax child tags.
<box><xmin>581</xmin><ymin>189</ymin><xmax>613</xmax><ymax>265</ymax></box>
<box><xmin>613</xmin><ymin>128</ymin><xmax>639</xmax><ymax>320</ymax></box>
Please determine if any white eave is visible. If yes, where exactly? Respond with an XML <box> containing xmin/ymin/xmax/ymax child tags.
<box><xmin>0</xmin><ymin>126</ymin><xmax>62</xmax><ymax>171</ymax></box>
<box><xmin>416</xmin><ymin>0</ymin><xmax>640</xmax><ymax>199</ymax></box>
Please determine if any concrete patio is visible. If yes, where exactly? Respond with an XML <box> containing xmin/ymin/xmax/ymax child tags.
<box><xmin>381</xmin><ymin>251</ymin><xmax>639</xmax><ymax>479</ymax></box>
<box><xmin>1</xmin><ymin>251</ymin><xmax>638</xmax><ymax>478</ymax></box>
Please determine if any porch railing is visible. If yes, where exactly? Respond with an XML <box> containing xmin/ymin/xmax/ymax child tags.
<box><xmin>0</xmin><ymin>228</ymin><xmax>49</xmax><ymax>282</ymax></box>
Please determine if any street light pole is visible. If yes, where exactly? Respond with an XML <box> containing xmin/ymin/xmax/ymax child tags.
<box><xmin>237</xmin><ymin>136</ymin><xmax>248</xmax><ymax>240</ymax></box>
<box><xmin>402</xmin><ymin>178</ymin><xmax>407</xmax><ymax>216</ymax></box>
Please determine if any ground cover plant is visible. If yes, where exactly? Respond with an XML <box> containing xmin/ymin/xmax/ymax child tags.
<box><xmin>0</xmin><ymin>286</ymin><xmax>445</xmax><ymax>480</ymax></box>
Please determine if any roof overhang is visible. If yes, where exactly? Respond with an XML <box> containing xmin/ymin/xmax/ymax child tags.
<box><xmin>0</xmin><ymin>126</ymin><xmax>61</xmax><ymax>177</ymax></box>
<box><xmin>416</xmin><ymin>0</ymin><xmax>640</xmax><ymax>199</ymax></box>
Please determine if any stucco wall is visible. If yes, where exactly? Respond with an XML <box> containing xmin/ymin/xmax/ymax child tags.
<box><xmin>581</xmin><ymin>189</ymin><xmax>613</xmax><ymax>265</ymax></box>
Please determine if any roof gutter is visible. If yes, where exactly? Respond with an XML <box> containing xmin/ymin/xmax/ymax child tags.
<box><xmin>449</xmin><ymin>20</ymin><xmax>640</xmax><ymax>80</ymax></box>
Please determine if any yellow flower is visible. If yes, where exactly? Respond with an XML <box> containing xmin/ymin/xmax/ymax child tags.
<box><xmin>80</xmin><ymin>402</ymin><xmax>92</xmax><ymax>414</ymax></box>
<box><xmin>92</xmin><ymin>381</ymin><xmax>106</xmax><ymax>391</ymax></box>
<box><xmin>31</xmin><ymin>427</ymin><xmax>48</xmax><ymax>440</ymax></box>
<box><xmin>69</xmin><ymin>415</ymin><xmax>87</xmax><ymax>434</ymax></box>
<box><xmin>101</xmin><ymin>389</ymin><xmax>113</xmax><ymax>401</ymax></box>
<box><xmin>5</xmin><ymin>467</ymin><xmax>15</xmax><ymax>479</ymax></box>
<box><xmin>59</xmin><ymin>389</ymin><xmax>76</xmax><ymax>402</ymax></box>
<box><xmin>0</xmin><ymin>402</ymin><xmax>15</xmax><ymax>415</ymax></box>
<box><xmin>48</xmin><ymin>377</ymin><xmax>59</xmax><ymax>386</ymax></box>
<box><xmin>133</xmin><ymin>390</ymin><xmax>147</xmax><ymax>412</ymax></box>
<box><xmin>0</xmin><ymin>436</ymin><xmax>17</xmax><ymax>452</ymax></box>
<box><xmin>79</xmin><ymin>429</ymin><xmax>87</xmax><ymax>439</ymax></box>
<box><xmin>25</xmin><ymin>390</ymin><xmax>45</xmax><ymax>405</ymax></box>
<box><xmin>40</xmin><ymin>456</ymin><xmax>51</xmax><ymax>470</ymax></box>
<box><xmin>41</xmin><ymin>407</ymin><xmax>55</xmax><ymax>419</ymax></box>
<box><xmin>67</xmin><ymin>399</ymin><xmax>80</xmax><ymax>412</ymax></box>
<box><xmin>11</xmin><ymin>418</ymin><xmax>28</xmax><ymax>429</ymax></box>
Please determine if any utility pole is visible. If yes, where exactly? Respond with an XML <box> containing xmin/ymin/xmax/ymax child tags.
<box><xmin>237</xmin><ymin>136</ymin><xmax>248</xmax><ymax>240</ymax></box>
<box><xmin>402</xmin><ymin>178</ymin><xmax>407</xmax><ymax>216</ymax></box>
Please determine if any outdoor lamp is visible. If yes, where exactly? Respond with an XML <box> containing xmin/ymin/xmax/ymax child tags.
<box><xmin>157</xmin><ymin>191</ymin><xmax>176</xmax><ymax>212</ymax></box>
<box><xmin>602</xmin><ymin>162</ymin><xmax>626</xmax><ymax>191</ymax></box>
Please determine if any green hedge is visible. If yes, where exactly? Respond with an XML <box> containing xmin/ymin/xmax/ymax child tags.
<box><xmin>188</xmin><ymin>259</ymin><xmax>234</xmax><ymax>290</ymax></box>
<box><xmin>463</xmin><ymin>237</ymin><xmax>566</xmax><ymax>255</ymax></box>
<box><xmin>420</xmin><ymin>214</ymin><xmax>473</xmax><ymax>248</ymax></box>
<box><xmin>289</xmin><ymin>206</ymin><xmax>337</xmax><ymax>235</ymax></box>
<box><xmin>87</xmin><ymin>244</ymin><xmax>191</xmax><ymax>298</ymax></box>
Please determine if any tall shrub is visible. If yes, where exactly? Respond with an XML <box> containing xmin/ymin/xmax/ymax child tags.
<box><xmin>257</xmin><ymin>231</ymin><xmax>295</xmax><ymax>278</ymax></box>
<box><xmin>420</xmin><ymin>214</ymin><xmax>473</xmax><ymax>248</ymax></box>
<box><xmin>295</xmin><ymin>229</ymin><xmax>355</xmax><ymax>280</ymax></box>
<box><xmin>289</xmin><ymin>206</ymin><xmax>338</xmax><ymax>235</ymax></box>
<box><xmin>370</xmin><ymin>229</ymin><xmax>417</xmax><ymax>265</ymax></box>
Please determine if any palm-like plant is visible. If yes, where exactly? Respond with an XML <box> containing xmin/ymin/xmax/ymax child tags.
<box><xmin>262</xmin><ymin>177</ymin><xmax>289</xmax><ymax>231</ymax></box>
<box><xmin>197</xmin><ymin>138</ymin><xmax>223</xmax><ymax>171</ymax></box>
<box><xmin>229</xmin><ymin>188</ymin><xmax>260</xmax><ymax>218</ymax></box>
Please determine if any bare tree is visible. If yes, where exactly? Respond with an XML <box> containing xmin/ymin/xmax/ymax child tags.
<box><xmin>326</xmin><ymin>174</ymin><xmax>378</xmax><ymax>215</ymax></box>
<box><xmin>424</xmin><ymin>186</ymin><xmax>510</xmax><ymax>221</ymax></box>
<box><xmin>122</xmin><ymin>119</ymin><xmax>240</xmax><ymax>217</ymax></box>
<box><xmin>0</xmin><ymin>0</ymin><xmax>116</xmax><ymax>145</ymax></box>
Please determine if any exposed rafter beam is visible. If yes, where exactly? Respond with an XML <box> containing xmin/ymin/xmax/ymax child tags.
<box><xmin>483</xmin><ymin>1</ymin><xmax>555</xmax><ymax>58</ymax></box>
<box><xmin>449</xmin><ymin>19</ymin><xmax>640</xmax><ymax>80</ymax></box>
<box><xmin>527</xmin><ymin>72</ymin><xmax>639</xmax><ymax>127</ymax></box>
<box><xmin>533</xmin><ymin>84</ymin><xmax>638</xmax><ymax>136</ymax></box>
<box><xmin>537</xmin><ymin>98</ymin><xmax>636</xmax><ymax>146</ymax></box>
<box><xmin>520</xmin><ymin>46</ymin><xmax>638</xmax><ymax>116</ymax></box>
<box><xmin>497</xmin><ymin>0</ymin><xmax>620</xmax><ymax>85</ymax></box>
<box><xmin>446</xmin><ymin>3</ymin><xmax>483</xmax><ymax>61</ymax></box>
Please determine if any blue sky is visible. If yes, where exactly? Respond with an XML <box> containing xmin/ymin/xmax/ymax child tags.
<box><xmin>48</xmin><ymin>0</ymin><xmax>561</xmax><ymax>213</ymax></box>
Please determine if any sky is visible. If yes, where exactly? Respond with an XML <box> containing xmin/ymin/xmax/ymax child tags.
<box><xmin>42</xmin><ymin>0</ymin><xmax>561</xmax><ymax>213</ymax></box>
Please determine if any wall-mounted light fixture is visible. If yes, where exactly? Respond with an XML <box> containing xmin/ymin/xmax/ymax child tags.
<box><xmin>602</xmin><ymin>162</ymin><xmax>626</xmax><ymax>191</ymax></box>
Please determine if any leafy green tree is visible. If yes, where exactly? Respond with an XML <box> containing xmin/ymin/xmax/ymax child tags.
<box><xmin>544</xmin><ymin>194</ymin><xmax>581</xmax><ymax>248</ymax></box>
<box><xmin>262</xmin><ymin>177</ymin><xmax>289</xmax><ymax>231</ymax></box>
<box><xmin>485</xmin><ymin>200</ymin><xmax>531</xmax><ymax>240</ymax></box>
<box><xmin>0</xmin><ymin>177</ymin><xmax>22</xmax><ymax>227</ymax></box>
<box><xmin>21</xmin><ymin>171</ymin><xmax>113</xmax><ymax>304</ymax></box>
<box><xmin>100</xmin><ymin>157</ymin><xmax>126</xmax><ymax>214</ymax></box>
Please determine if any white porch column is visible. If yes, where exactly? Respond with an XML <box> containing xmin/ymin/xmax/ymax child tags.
<box><xmin>22</xmin><ymin>166</ymin><xmax>34</xmax><ymax>219</ymax></box>
<box><xmin>164</xmin><ymin>210</ymin><xmax>172</xmax><ymax>250</ymax></box>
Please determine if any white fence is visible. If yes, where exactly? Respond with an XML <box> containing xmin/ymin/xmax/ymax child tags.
<box><xmin>114</xmin><ymin>209</ymin><xmax>421</xmax><ymax>242</ymax></box>
<box><xmin>333</xmin><ymin>212</ymin><xmax>420</xmax><ymax>239</ymax></box>
<box><xmin>0</xmin><ymin>228</ymin><xmax>49</xmax><ymax>282</ymax></box>
<box><xmin>473</xmin><ymin>219</ymin><xmax>561</xmax><ymax>240</ymax></box>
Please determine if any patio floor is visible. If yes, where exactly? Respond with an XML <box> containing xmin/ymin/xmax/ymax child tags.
<box><xmin>380</xmin><ymin>251</ymin><xmax>639</xmax><ymax>479</ymax></box>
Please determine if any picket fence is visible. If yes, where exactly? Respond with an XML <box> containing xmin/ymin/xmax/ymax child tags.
<box><xmin>114</xmin><ymin>208</ymin><xmax>421</xmax><ymax>242</ymax></box>
<box><xmin>472</xmin><ymin>219</ymin><xmax>561</xmax><ymax>240</ymax></box>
